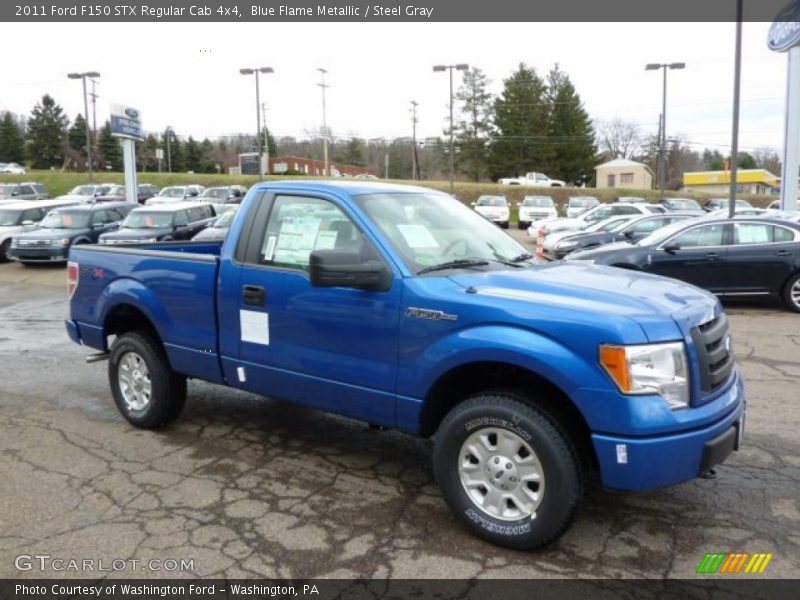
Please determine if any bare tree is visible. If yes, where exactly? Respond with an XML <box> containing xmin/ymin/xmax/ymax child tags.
<box><xmin>752</xmin><ymin>146</ymin><xmax>782</xmax><ymax>175</ymax></box>
<box><xmin>596</xmin><ymin>118</ymin><xmax>643</xmax><ymax>160</ymax></box>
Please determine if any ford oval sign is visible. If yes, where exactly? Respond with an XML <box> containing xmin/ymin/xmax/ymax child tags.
<box><xmin>768</xmin><ymin>1</ymin><xmax>800</xmax><ymax>52</ymax></box>
<box><xmin>124</xmin><ymin>107</ymin><xmax>139</xmax><ymax>119</ymax></box>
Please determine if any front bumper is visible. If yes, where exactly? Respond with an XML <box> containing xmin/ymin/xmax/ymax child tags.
<box><xmin>592</xmin><ymin>373</ymin><xmax>746</xmax><ymax>491</ymax></box>
<box><xmin>9</xmin><ymin>246</ymin><xmax>69</xmax><ymax>262</ymax></box>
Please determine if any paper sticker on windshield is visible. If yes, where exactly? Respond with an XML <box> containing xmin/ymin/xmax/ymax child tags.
<box><xmin>314</xmin><ymin>230</ymin><xmax>338</xmax><ymax>250</ymax></box>
<box><xmin>397</xmin><ymin>224</ymin><xmax>439</xmax><ymax>248</ymax></box>
<box><xmin>262</xmin><ymin>235</ymin><xmax>276</xmax><ymax>261</ymax></box>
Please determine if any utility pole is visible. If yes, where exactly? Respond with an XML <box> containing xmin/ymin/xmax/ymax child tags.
<box><xmin>410</xmin><ymin>100</ymin><xmax>419</xmax><ymax>180</ymax></box>
<box><xmin>645</xmin><ymin>62</ymin><xmax>685</xmax><ymax>196</ymax></box>
<box><xmin>165</xmin><ymin>127</ymin><xmax>173</xmax><ymax>173</ymax></box>
<box><xmin>240</xmin><ymin>67</ymin><xmax>274</xmax><ymax>178</ymax></box>
<box><xmin>317</xmin><ymin>68</ymin><xmax>329</xmax><ymax>176</ymax></box>
<box><xmin>67</xmin><ymin>71</ymin><xmax>100</xmax><ymax>181</ymax></box>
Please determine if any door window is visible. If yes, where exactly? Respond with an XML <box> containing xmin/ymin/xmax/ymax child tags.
<box><xmin>670</xmin><ymin>224</ymin><xmax>727</xmax><ymax>248</ymax></box>
<box><xmin>628</xmin><ymin>218</ymin><xmax>665</xmax><ymax>235</ymax></box>
<box><xmin>733</xmin><ymin>223</ymin><xmax>796</xmax><ymax>245</ymax></box>
<box><xmin>174</xmin><ymin>211</ymin><xmax>189</xmax><ymax>226</ymax></box>
<box><xmin>21</xmin><ymin>208</ymin><xmax>44</xmax><ymax>222</ymax></box>
<box><xmin>91</xmin><ymin>210</ymin><xmax>109</xmax><ymax>224</ymax></box>
<box><xmin>259</xmin><ymin>196</ymin><xmax>367</xmax><ymax>271</ymax></box>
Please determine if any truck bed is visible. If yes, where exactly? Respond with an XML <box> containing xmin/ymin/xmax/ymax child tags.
<box><xmin>68</xmin><ymin>241</ymin><xmax>225</xmax><ymax>383</ymax></box>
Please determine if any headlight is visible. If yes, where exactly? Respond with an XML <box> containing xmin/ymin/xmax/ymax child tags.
<box><xmin>51</xmin><ymin>239</ymin><xmax>70</xmax><ymax>247</ymax></box>
<box><xmin>600</xmin><ymin>342</ymin><xmax>689</xmax><ymax>409</ymax></box>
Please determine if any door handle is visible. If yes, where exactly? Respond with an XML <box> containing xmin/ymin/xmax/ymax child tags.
<box><xmin>243</xmin><ymin>285</ymin><xmax>266</xmax><ymax>306</ymax></box>
<box><xmin>705</xmin><ymin>252</ymin><xmax>720</xmax><ymax>260</ymax></box>
<box><xmin>775</xmin><ymin>250</ymin><xmax>791</xmax><ymax>257</ymax></box>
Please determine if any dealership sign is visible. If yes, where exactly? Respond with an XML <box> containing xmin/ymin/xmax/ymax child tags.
<box><xmin>768</xmin><ymin>1</ymin><xmax>800</xmax><ymax>52</ymax></box>
<box><xmin>110</xmin><ymin>104</ymin><xmax>144</xmax><ymax>140</ymax></box>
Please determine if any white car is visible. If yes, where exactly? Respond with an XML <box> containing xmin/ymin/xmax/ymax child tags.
<box><xmin>56</xmin><ymin>184</ymin><xmax>116</xmax><ymax>204</ymax></box>
<box><xmin>517</xmin><ymin>195</ymin><xmax>557</xmax><ymax>229</ymax></box>
<box><xmin>0</xmin><ymin>162</ymin><xmax>26</xmax><ymax>175</ymax></box>
<box><xmin>498</xmin><ymin>172</ymin><xmax>565</xmax><ymax>187</ymax></box>
<box><xmin>146</xmin><ymin>185</ymin><xmax>202</xmax><ymax>205</ymax></box>
<box><xmin>566</xmin><ymin>196</ymin><xmax>600</xmax><ymax>217</ymax></box>
<box><xmin>528</xmin><ymin>202</ymin><xmax>657</xmax><ymax>239</ymax></box>
<box><xmin>0</xmin><ymin>198</ymin><xmax>82</xmax><ymax>262</ymax></box>
<box><xmin>472</xmin><ymin>195</ymin><xmax>509</xmax><ymax>228</ymax></box>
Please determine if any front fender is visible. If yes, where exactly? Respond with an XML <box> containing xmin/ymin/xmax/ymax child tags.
<box><xmin>397</xmin><ymin>324</ymin><xmax>612</xmax><ymax>431</ymax></box>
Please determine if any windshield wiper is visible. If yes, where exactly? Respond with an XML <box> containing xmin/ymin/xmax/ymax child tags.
<box><xmin>508</xmin><ymin>252</ymin><xmax>534</xmax><ymax>263</ymax></box>
<box><xmin>417</xmin><ymin>259</ymin><xmax>490</xmax><ymax>275</ymax></box>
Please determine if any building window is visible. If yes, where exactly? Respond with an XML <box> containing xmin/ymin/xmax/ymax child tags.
<box><xmin>607</xmin><ymin>174</ymin><xmax>616</xmax><ymax>188</ymax></box>
<box><xmin>620</xmin><ymin>173</ymin><xmax>634</xmax><ymax>184</ymax></box>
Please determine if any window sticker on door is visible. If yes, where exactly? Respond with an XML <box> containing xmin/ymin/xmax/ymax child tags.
<box><xmin>240</xmin><ymin>309</ymin><xmax>270</xmax><ymax>345</ymax></box>
<box><xmin>397</xmin><ymin>223</ymin><xmax>439</xmax><ymax>248</ymax></box>
<box><xmin>314</xmin><ymin>230</ymin><xmax>338</xmax><ymax>250</ymax></box>
<box><xmin>273</xmin><ymin>217</ymin><xmax>322</xmax><ymax>265</ymax></box>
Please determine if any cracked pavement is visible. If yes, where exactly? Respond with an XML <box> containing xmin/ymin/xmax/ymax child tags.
<box><xmin>0</xmin><ymin>262</ymin><xmax>798</xmax><ymax>580</ymax></box>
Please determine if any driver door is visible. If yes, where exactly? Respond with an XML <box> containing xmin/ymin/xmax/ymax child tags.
<box><xmin>647</xmin><ymin>222</ymin><xmax>731</xmax><ymax>291</ymax></box>
<box><xmin>220</xmin><ymin>193</ymin><xmax>403</xmax><ymax>426</ymax></box>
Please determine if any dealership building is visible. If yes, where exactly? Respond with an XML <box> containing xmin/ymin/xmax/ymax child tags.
<box><xmin>682</xmin><ymin>169</ymin><xmax>780</xmax><ymax>196</ymax></box>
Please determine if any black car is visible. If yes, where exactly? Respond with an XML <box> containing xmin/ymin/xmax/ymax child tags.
<box><xmin>548</xmin><ymin>213</ymin><xmax>696</xmax><ymax>260</ymax></box>
<box><xmin>10</xmin><ymin>202</ymin><xmax>136</xmax><ymax>264</ymax></box>
<box><xmin>98</xmin><ymin>202</ymin><xmax>216</xmax><ymax>245</ymax></box>
<box><xmin>567</xmin><ymin>217</ymin><xmax>800</xmax><ymax>311</ymax></box>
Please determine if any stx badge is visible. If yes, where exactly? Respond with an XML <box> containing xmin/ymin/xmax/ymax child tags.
<box><xmin>405</xmin><ymin>307</ymin><xmax>458</xmax><ymax>321</ymax></box>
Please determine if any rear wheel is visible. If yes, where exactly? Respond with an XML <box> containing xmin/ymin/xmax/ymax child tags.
<box><xmin>433</xmin><ymin>391</ymin><xmax>582</xmax><ymax>550</ymax></box>
<box><xmin>108</xmin><ymin>331</ymin><xmax>186</xmax><ymax>428</ymax></box>
<box><xmin>518</xmin><ymin>221</ymin><xmax>529</xmax><ymax>230</ymax></box>
<box><xmin>782</xmin><ymin>272</ymin><xmax>800</xmax><ymax>313</ymax></box>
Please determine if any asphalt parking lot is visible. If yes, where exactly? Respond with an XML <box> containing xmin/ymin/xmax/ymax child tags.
<box><xmin>0</xmin><ymin>249</ymin><xmax>798</xmax><ymax>579</ymax></box>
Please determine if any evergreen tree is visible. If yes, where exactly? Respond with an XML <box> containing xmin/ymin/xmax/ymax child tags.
<box><xmin>489</xmin><ymin>63</ymin><xmax>549</xmax><ymax>180</ymax></box>
<box><xmin>67</xmin><ymin>113</ymin><xmax>88</xmax><ymax>170</ymax></box>
<box><xmin>340</xmin><ymin>138</ymin><xmax>366</xmax><ymax>166</ymax></box>
<box><xmin>26</xmin><ymin>94</ymin><xmax>69</xmax><ymax>169</ymax></box>
<box><xmin>184</xmin><ymin>136</ymin><xmax>203</xmax><ymax>172</ymax></box>
<box><xmin>0</xmin><ymin>112</ymin><xmax>25</xmax><ymax>163</ymax></box>
<box><xmin>545</xmin><ymin>65</ymin><xmax>596</xmax><ymax>185</ymax></box>
<box><xmin>453</xmin><ymin>67</ymin><xmax>494</xmax><ymax>182</ymax></box>
<box><xmin>200</xmin><ymin>138</ymin><xmax>216</xmax><ymax>172</ymax></box>
<box><xmin>98</xmin><ymin>121</ymin><xmax>123</xmax><ymax>171</ymax></box>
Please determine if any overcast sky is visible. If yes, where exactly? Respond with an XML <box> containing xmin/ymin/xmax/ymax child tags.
<box><xmin>0</xmin><ymin>21</ymin><xmax>790</xmax><ymax>155</ymax></box>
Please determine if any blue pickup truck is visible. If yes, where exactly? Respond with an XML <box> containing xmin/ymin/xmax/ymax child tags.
<box><xmin>66</xmin><ymin>181</ymin><xmax>746</xmax><ymax>549</ymax></box>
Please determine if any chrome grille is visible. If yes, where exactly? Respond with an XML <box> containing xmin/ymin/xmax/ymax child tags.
<box><xmin>17</xmin><ymin>239</ymin><xmax>51</xmax><ymax>246</ymax></box>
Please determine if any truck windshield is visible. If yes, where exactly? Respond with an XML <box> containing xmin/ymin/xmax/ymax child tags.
<box><xmin>476</xmin><ymin>196</ymin><xmax>506</xmax><ymax>207</ymax></box>
<box><xmin>0</xmin><ymin>210</ymin><xmax>23</xmax><ymax>227</ymax></box>
<box><xmin>70</xmin><ymin>185</ymin><xmax>98</xmax><ymax>196</ymax></box>
<box><xmin>40</xmin><ymin>211</ymin><xmax>91</xmax><ymax>229</ymax></box>
<box><xmin>355</xmin><ymin>193</ymin><xmax>527</xmax><ymax>273</ymax></box>
<box><xmin>123</xmin><ymin>212</ymin><xmax>174</xmax><ymax>229</ymax></box>
<box><xmin>200</xmin><ymin>188</ymin><xmax>229</xmax><ymax>199</ymax></box>
<box><xmin>158</xmin><ymin>187</ymin><xmax>186</xmax><ymax>198</ymax></box>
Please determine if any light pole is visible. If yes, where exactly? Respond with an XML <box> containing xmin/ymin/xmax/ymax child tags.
<box><xmin>67</xmin><ymin>71</ymin><xmax>100</xmax><ymax>181</ymax></box>
<box><xmin>645</xmin><ymin>62</ymin><xmax>685</xmax><ymax>195</ymax></box>
<box><xmin>240</xmin><ymin>67</ymin><xmax>274</xmax><ymax>178</ymax></box>
<box><xmin>728</xmin><ymin>0</ymin><xmax>744</xmax><ymax>219</ymax></box>
<box><xmin>410</xmin><ymin>100</ymin><xmax>419</xmax><ymax>180</ymax></box>
<box><xmin>317</xmin><ymin>68</ymin><xmax>330</xmax><ymax>176</ymax></box>
<box><xmin>165</xmin><ymin>126</ymin><xmax>174</xmax><ymax>173</ymax></box>
<box><xmin>433</xmin><ymin>63</ymin><xmax>468</xmax><ymax>193</ymax></box>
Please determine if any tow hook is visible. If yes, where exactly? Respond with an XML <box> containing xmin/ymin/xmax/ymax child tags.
<box><xmin>700</xmin><ymin>468</ymin><xmax>718</xmax><ymax>480</ymax></box>
<box><xmin>85</xmin><ymin>352</ymin><xmax>110</xmax><ymax>364</ymax></box>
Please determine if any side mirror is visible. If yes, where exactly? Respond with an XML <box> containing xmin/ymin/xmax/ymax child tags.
<box><xmin>470</xmin><ymin>202</ymin><xmax>476</xmax><ymax>207</ymax></box>
<box><xmin>663</xmin><ymin>241</ymin><xmax>680</xmax><ymax>253</ymax></box>
<box><xmin>622</xmin><ymin>230</ymin><xmax>635</xmax><ymax>238</ymax></box>
<box><xmin>309</xmin><ymin>250</ymin><xmax>392</xmax><ymax>292</ymax></box>
<box><xmin>11</xmin><ymin>190</ymin><xmax>19</xmax><ymax>196</ymax></box>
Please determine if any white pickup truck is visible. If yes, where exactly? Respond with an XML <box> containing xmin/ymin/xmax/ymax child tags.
<box><xmin>498</xmin><ymin>172</ymin><xmax>565</xmax><ymax>187</ymax></box>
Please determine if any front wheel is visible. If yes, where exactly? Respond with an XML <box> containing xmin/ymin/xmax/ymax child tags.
<box><xmin>108</xmin><ymin>331</ymin><xmax>187</xmax><ymax>428</ymax></box>
<box><xmin>433</xmin><ymin>392</ymin><xmax>582</xmax><ymax>550</ymax></box>
<box><xmin>0</xmin><ymin>239</ymin><xmax>11</xmax><ymax>263</ymax></box>
<box><xmin>782</xmin><ymin>272</ymin><xmax>800</xmax><ymax>313</ymax></box>
<box><xmin>518</xmin><ymin>221</ymin><xmax>529</xmax><ymax>230</ymax></box>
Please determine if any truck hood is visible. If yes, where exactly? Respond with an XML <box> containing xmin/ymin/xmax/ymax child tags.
<box><xmin>448</xmin><ymin>263</ymin><xmax>718</xmax><ymax>342</ymax></box>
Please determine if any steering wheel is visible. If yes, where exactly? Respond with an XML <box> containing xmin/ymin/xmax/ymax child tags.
<box><xmin>443</xmin><ymin>238</ymin><xmax>470</xmax><ymax>257</ymax></box>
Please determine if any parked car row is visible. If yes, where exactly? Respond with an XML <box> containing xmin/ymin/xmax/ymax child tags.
<box><xmin>0</xmin><ymin>197</ymin><xmax>231</xmax><ymax>264</ymax></box>
<box><xmin>0</xmin><ymin>162</ymin><xmax>26</xmax><ymax>174</ymax></box>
